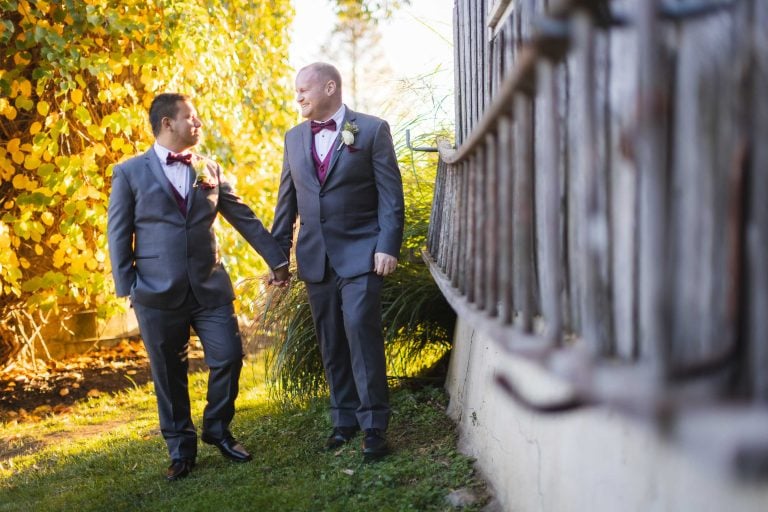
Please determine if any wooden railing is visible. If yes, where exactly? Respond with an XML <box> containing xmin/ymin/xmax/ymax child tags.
<box><xmin>425</xmin><ymin>0</ymin><xmax>768</xmax><ymax>478</ymax></box>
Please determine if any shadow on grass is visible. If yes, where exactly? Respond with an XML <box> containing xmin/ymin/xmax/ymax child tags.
<box><xmin>0</xmin><ymin>385</ymin><xmax>488</xmax><ymax>512</ymax></box>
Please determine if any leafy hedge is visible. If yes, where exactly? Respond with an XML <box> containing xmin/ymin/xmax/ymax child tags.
<box><xmin>0</xmin><ymin>0</ymin><xmax>294</xmax><ymax>364</ymax></box>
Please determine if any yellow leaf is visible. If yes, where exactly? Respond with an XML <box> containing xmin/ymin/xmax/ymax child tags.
<box><xmin>19</xmin><ymin>80</ymin><xmax>31</xmax><ymax>97</ymax></box>
<box><xmin>41</xmin><ymin>211</ymin><xmax>54</xmax><ymax>226</ymax></box>
<box><xmin>3</xmin><ymin>105</ymin><xmax>17</xmax><ymax>120</ymax></box>
<box><xmin>15</xmin><ymin>96</ymin><xmax>34</xmax><ymax>111</ymax></box>
<box><xmin>71</xmin><ymin>88</ymin><xmax>83</xmax><ymax>104</ymax></box>
<box><xmin>0</xmin><ymin>163</ymin><xmax>9</xmax><ymax>181</ymax></box>
<box><xmin>23</xmin><ymin>154</ymin><xmax>41</xmax><ymax>170</ymax></box>
<box><xmin>34</xmin><ymin>244</ymin><xmax>43</xmax><ymax>255</ymax></box>
<box><xmin>94</xmin><ymin>143</ymin><xmax>106</xmax><ymax>156</ymax></box>
<box><xmin>86</xmin><ymin>259</ymin><xmax>98</xmax><ymax>271</ymax></box>
<box><xmin>110</xmin><ymin>138</ymin><xmax>124</xmax><ymax>151</ymax></box>
<box><xmin>87</xmin><ymin>124</ymin><xmax>104</xmax><ymax>141</ymax></box>
<box><xmin>7</xmin><ymin>138</ymin><xmax>20</xmax><ymax>153</ymax></box>
<box><xmin>3</xmin><ymin>201</ymin><xmax>14</xmax><ymax>209</ymax></box>
<box><xmin>20</xmin><ymin>257</ymin><xmax>30</xmax><ymax>269</ymax></box>
<box><xmin>52</xmin><ymin>248</ymin><xmax>66</xmax><ymax>268</ymax></box>
<box><xmin>12</xmin><ymin>150</ymin><xmax>25</xmax><ymax>164</ymax></box>
<box><xmin>12</xmin><ymin>174</ymin><xmax>26</xmax><ymax>189</ymax></box>
<box><xmin>13</xmin><ymin>53</ymin><xmax>30</xmax><ymax>66</ymax></box>
<box><xmin>29</xmin><ymin>121</ymin><xmax>42</xmax><ymax>135</ymax></box>
<box><xmin>17</xmin><ymin>0</ymin><xmax>30</xmax><ymax>16</ymax></box>
<box><xmin>37</xmin><ymin>101</ymin><xmax>50</xmax><ymax>116</ymax></box>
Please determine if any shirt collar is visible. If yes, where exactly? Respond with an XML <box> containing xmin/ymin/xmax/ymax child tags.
<box><xmin>154</xmin><ymin>142</ymin><xmax>191</xmax><ymax>164</ymax></box>
<box><xmin>331</xmin><ymin>104</ymin><xmax>346</xmax><ymax>128</ymax></box>
<box><xmin>315</xmin><ymin>105</ymin><xmax>345</xmax><ymax>130</ymax></box>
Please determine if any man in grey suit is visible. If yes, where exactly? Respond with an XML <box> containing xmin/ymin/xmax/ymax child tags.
<box><xmin>272</xmin><ymin>62</ymin><xmax>405</xmax><ymax>460</ymax></box>
<box><xmin>108</xmin><ymin>93</ymin><xmax>290</xmax><ymax>480</ymax></box>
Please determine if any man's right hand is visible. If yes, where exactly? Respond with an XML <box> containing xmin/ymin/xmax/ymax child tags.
<box><xmin>269</xmin><ymin>265</ymin><xmax>291</xmax><ymax>287</ymax></box>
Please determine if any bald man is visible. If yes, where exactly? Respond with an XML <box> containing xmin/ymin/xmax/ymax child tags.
<box><xmin>272</xmin><ymin>63</ymin><xmax>404</xmax><ymax>460</ymax></box>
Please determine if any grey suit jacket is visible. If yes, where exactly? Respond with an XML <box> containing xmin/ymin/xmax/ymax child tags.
<box><xmin>107</xmin><ymin>149</ymin><xmax>287</xmax><ymax>309</ymax></box>
<box><xmin>272</xmin><ymin>107</ymin><xmax>405</xmax><ymax>283</ymax></box>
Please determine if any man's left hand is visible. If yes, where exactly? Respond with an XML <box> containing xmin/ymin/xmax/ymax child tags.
<box><xmin>374</xmin><ymin>253</ymin><xmax>398</xmax><ymax>277</ymax></box>
<box><xmin>269</xmin><ymin>265</ymin><xmax>291</xmax><ymax>287</ymax></box>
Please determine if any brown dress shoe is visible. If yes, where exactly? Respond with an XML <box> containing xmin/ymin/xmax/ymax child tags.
<box><xmin>166</xmin><ymin>458</ymin><xmax>195</xmax><ymax>481</ymax></box>
<box><xmin>325</xmin><ymin>426</ymin><xmax>360</xmax><ymax>450</ymax></box>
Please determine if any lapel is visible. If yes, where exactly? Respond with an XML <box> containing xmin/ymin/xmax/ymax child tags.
<box><xmin>322</xmin><ymin>108</ymin><xmax>355</xmax><ymax>187</ymax></box>
<box><xmin>186</xmin><ymin>156</ymin><xmax>199</xmax><ymax>215</ymax></box>
<box><xmin>145</xmin><ymin>149</ymin><xmax>177</xmax><ymax>204</ymax></box>
<box><xmin>300</xmin><ymin>121</ymin><xmax>321</xmax><ymax>187</ymax></box>
<box><xmin>144</xmin><ymin>148</ymin><xmax>191</xmax><ymax>219</ymax></box>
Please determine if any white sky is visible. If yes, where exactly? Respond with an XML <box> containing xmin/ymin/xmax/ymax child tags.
<box><xmin>288</xmin><ymin>0</ymin><xmax>454</xmax><ymax>134</ymax></box>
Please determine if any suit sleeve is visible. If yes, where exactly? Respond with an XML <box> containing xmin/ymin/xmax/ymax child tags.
<box><xmin>107</xmin><ymin>165</ymin><xmax>136</xmax><ymax>297</ymax></box>
<box><xmin>372</xmin><ymin>121</ymin><xmax>405</xmax><ymax>257</ymax></box>
<box><xmin>215</xmin><ymin>163</ymin><xmax>288</xmax><ymax>269</ymax></box>
<box><xmin>271</xmin><ymin>140</ymin><xmax>298</xmax><ymax>260</ymax></box>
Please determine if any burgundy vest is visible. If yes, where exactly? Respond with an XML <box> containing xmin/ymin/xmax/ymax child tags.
<box><xmin>311</xmin><ymin>139</ymin><xmax>334</xmax><ymax>184</ymax></box>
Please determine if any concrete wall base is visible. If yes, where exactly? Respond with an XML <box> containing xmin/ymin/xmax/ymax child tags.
<box><xmin>445</xmin><ymin>318</ymin><xmax>768</xmax><ymax>512</ymax></box>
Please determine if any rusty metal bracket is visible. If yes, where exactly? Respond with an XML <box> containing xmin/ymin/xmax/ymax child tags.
<box><xmin>405</xmin><ymin>129</ymin><xmax>438</xmax><ymax>153</ymax></box>
<box><xmin>668</xmin><ymin>343</ymin><xmax>739</xmax><ymax>381</ymax></box>
<box><xmin>658</xmin><ymin>0</ymin><xmax>740</xmax><ymax>21</ymax></box>
<box><xmin>531</xmin><ymin>17</ymin><xmax>572</xmax><ymax>62</ymax></box>
<box><xmin>574</xmin><ymin>0</ymin><xmax>740</xmax><ymax>29</ymax></box>
<box><xmin>735</xmin><ymin>442</ymin><xmax>768</xmax><ymax>480</ymax></box>
<box><xmin>495</xmin><ymin>373</ymin><xmax>589</xmax><ymax>414</ymax></box>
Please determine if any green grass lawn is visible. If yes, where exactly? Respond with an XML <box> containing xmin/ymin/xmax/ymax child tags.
<box><xmin>0</xmin><ymin>358</ymin><xmax>487</xmax><ymax>511</ymax></box>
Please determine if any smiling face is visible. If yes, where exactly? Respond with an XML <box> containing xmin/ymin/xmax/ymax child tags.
<box><xmin>161</xmin><ymin>99</ymin><xmax>202</xmax><ymax>152</ymax></box>
<box><xmin>295</xmin><ymin>67</ymin><xmax>340</xmax><ymax>121</ymax></box>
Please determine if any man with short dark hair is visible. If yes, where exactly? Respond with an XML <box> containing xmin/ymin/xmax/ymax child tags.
<box><xmin>108</xmin><ymin>92</ymin><xmax>290</xmax><ymax>480</ymax></box>
<box><xmin>272</xmin><ymin>63</ymin><xmax>404</xmax><ymax>460</ymax></box>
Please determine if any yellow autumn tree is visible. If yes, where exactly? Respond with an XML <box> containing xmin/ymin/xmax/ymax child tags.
<box><xmin>0</xmin><ymin>0</ymin><xmax>295</xmax><ymax>364</ymax></box>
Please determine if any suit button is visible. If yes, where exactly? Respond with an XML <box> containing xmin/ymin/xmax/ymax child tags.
<box><xmin>319</xmin><ymin>192</ymin><xmax>325</xmax><ymax>197</ymax></box>
<box><xmin>320</xmin><ymin>218</ymin><xmax>326</xmax><ymax>223</ymax></box>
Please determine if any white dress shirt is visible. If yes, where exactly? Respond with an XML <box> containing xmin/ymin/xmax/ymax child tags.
<box><xmin>154</xmin><ymin>142</ymin><xmax>190</xmax><ymax>197</ymax></box>
<box><xmin>313</xmin><ymin>104</ymin><xmax>346</xmax><ymax>161</ymax></box>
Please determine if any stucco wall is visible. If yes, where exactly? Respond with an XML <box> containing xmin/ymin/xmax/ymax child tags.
<box><xmin>445</xmin><ymin>318</ymin><xmax>768</xmax><ymax>512</ymax></box>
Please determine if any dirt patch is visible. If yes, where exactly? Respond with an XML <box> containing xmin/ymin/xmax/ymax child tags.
<box><xmin>0</xmin><ymin>340</ymin><xmax>154</xmax><ymax>422</ymax></box>
<box><xmin>0</xmin><ymin>420</ymin><xmax>133</xmax><ymax>464</ymax></box>
<box><xmin>0</xmin><ymin>339</ymin><xmax>211</xmax><ymax>463</ymax></box>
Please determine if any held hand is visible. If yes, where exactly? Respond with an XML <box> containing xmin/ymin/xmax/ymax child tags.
<box><xmin>269</xmin><ymin>266</ymin><xmax>291</xmax><ymax>287</ymax></box>
<box><xmin>374</xmin><ymin>253</ymin><xmax>398</xmax><ymax>277</ymax></box>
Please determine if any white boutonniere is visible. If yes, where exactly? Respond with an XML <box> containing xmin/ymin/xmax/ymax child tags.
<box><xmin>337</xmin><ymin>121</ymin><xmax>360</xmax><ymax>152</ymax></box>
<box><xmin>192</xmin><ymin>157</ymin><xmax>216</xmax><ymax>189</ymax></box>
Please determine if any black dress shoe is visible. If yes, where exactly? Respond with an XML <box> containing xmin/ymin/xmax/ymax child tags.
<box><xmin>166</xmin><ymin>458</ymin><xmax>195</xmax><ymax>481</ymax></box>
<box><xmin>325</xmin><ymin>426</ymin><xmax>360</xmax><ymax>450</ymax></box>
<box><xmin>362</xmin><ymin>429</ymin><xmax>389</xmax><ymax>461</ymax></box>
<box><xmin>201</xmin><ymin>433</ymin><xmax>253</xmax><ymax>462</ymax></box>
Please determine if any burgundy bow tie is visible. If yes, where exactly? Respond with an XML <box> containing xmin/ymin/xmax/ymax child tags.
<box><xmin>166</xmin><ymin>152</ymin><xmax>192</xmax><ymax>166</ymax></box>
<box><xmin>311</xmin><ymin>119</ymin><xmax>337</xmax><ymax>134</ymax></box>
